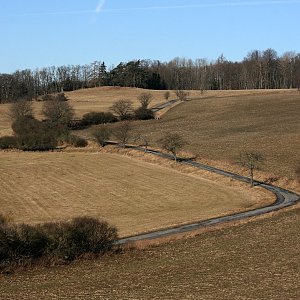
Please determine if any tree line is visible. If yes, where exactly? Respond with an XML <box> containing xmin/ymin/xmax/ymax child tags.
<box><xmin>1</xmin><ymin>48</ymin><xmax>300</xmax><ymax>103</ymax></box>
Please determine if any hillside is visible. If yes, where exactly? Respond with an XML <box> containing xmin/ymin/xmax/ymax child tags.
<box><xmin>93</xmin><ymin>89</ymin><xmax>299</xmax><ymax>180</ymax></box>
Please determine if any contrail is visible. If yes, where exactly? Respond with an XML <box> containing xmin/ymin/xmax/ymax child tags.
<box><xmin>1</xmin><ymin>0</ymin><xmax>299</xmax><ymax>18</ymax></box>
<box><xmin>102</xmin><ymin>0</ymin><xmax>300</xmax><ymax>12</ymax></box>
<box><xmin>95</xmin><ymin>0</ymin><xmax>106</xmax><ymax>14</ymax></box>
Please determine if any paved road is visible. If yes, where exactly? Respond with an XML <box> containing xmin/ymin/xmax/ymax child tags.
<box><xmin>151</xmin><ymin>99</ymin><xmax>178</xmax><ymax>112</ymax></box>
<box><xmin>114</xmin><ymin>145</ymin><xmax>299</xmax><ymax>244</ymax></box>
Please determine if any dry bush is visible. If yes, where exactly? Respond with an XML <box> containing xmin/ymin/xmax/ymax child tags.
<box><xmin>110</xmin><ymin>99</ymin><xmax>133</xmax><ymax>120</ymax></box>
<box><xmin>0</xmin><ymin>216</ymin><xmax>118</xmax><ymax>270</ymax></box>
<box><xmin>93</xmin><ymin>125</ymin><xmax>112</xmax><ymax>147</ymax></box>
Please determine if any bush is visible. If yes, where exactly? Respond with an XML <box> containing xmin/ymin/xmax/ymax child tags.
<box><xmin>82</xmin><ymin>112</ymin><xmax>117</xmax><ymax>126</ymax></box>
<box><xmin>67</xmin><ymin>135</ymin><xmax>88</xmax><ymax>148</ymax></box>
<box><xmin>134</xmin><ymin>107</ymin><xmax>155</xmax><ymax>120</ymax></box>
<box><xmin>0</xmin><ymin>223</ymin><xmax>48</xmax><ymax>262</ymax></box>
<box><xmin>93</xmin><ymin>125</ymin><xmax>111</xmax><ymax>147</ymax></box>
<box><xmin>0</xmin><ymin>136</ymin><xmax>18</xmax><ymax>149</ymax></box>
<box><xmin>0</xmin><ymin>217</ymin><xmax>118</xmax><ymax>267</ymax></box>
<box><xmin>41</xmin><ymin>93</ymin><xmax>69</xmax><ymax>102</ymax></box>
<box><xmin>59</xmin><ymin>217</ymin><xmax>118</xmax><ymax>260</ymax></box>
<box><xmin>12</xmin><ymin>116</ymin><xmax>58</xmax><ymax>151</ymax></box>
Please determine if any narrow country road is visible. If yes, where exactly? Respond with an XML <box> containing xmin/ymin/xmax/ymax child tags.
<box><xmin>151</xmin><ymin>99</ymin><xmax>178</xmax><ymax>112</ymax></box>
<box><xmin>115</xmin><ymin>145</ymin><xmax>299</xmax><ymax>244</ymax></box>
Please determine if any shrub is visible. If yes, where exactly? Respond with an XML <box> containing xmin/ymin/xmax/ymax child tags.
<box><xmin>93</xmin><ymin>125</ymin><xmax>111</xmax><ymax>147</ymax></box>
<box><xmin>41</xmin><ymin>93</ymin><xmax>69</xmax><ymax>102</ymax></box>
<box><xmin>0</xmin><ymin>223</ymin><xmax>48</xmax><ymax>262</ymax></box>
<box><xmin>0</xmin><ymin>217</ymin><xmax>118</xmax><ymax>267</ymax></box>
<box><xmin>42</xmin><ymin>217</ymin><xmax>118</xmax><ymax>261</ymax></box>
<box><xmin>61</xmin><ymin>217</ymin><xmax>118</xmax><ymax>260</ymax></box>
<box><xmin>68</xmin><ymin>135</ymin><xmax>88</xmax><ymax>148</ymax></box>
<box><xmin>134</xmin><ymin>107</ymin><xmax>155</xmax><ymax>120</ymax></box>
<box><xmin>8</xmin><ymin>100</ymin><xmax>34</xmax><ymax>121</ymax></box>
<box><xmin>82</xmin><ymin>112</ymin><xmax>117</xmax><ymax>126</ymax></box>
<box><xmin>12</xmin><ymin>116</ymin><xmax>58</xmax><ymax>151</ymax></box>
<box><xmin>0</xmin><ymin>136</ymin><xmax>18</xmax><ymax>149</ymax></box>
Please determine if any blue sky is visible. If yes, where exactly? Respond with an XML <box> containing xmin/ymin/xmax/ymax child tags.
<box><xmin>0</xmin><ymin>0</ymin><xmax>299</xmax><ymax>73</ymax></box>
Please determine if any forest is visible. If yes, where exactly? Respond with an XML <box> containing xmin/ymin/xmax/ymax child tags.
<box><xmin>1</xmin><ymin>48</ymin><xmax>300</xmax><ymax>103</ymax></box>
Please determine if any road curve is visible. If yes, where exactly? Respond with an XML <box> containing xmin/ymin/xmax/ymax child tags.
<box><xmin>114</xmin><ymin>145</ymin><xmax>299</xmax><ymax>244</ymax></box>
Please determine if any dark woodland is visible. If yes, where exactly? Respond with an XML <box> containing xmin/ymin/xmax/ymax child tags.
<box><xmin>1</xmin><ymin>49</ymin><xmax>300</xmax><ymax>103</ymax></box>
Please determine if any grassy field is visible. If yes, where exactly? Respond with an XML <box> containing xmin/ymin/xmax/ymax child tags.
<box><xmin>96</xmin><ymin>89</ymin><xmax>299</xmax><ymax>180</ymax></box>
<box><xmin>0</xmin><ymin>151</ymin><xmax>268</xmax><ymax>237</ymax></box>
<box><xmin>0</xmin><ymin>87</ymin><xmax>188</xmax><ymax>137</ymax></box>
<box><xmin>1</xmin><ymin>206</ymin><xmax>299</xmax><ymax>299</ymax></box>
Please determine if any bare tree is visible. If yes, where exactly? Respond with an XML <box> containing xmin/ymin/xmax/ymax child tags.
<box><xmin>92</xmin><ymin>125</ymin><xmax>112</xmax><ymax>147</ymax></box>
<box><xmin>43</xmin><ymin>99</ymin><xmax>74</xmax><ymax>125</ymax></box>
<box><xmin>134</xmin><ymin>131</ymin><xmax>150</xmax><ymax>152</ymax></box>
<box><xmin>8</xmin><ymin>100</ymin><xmax>34</xmax><ymax>121</ymax></box>
<box><xmin>42</xmin><ymin>98</ymin><xmax>74</xmax><ymax>139</ymax></box>
<box><xmin>137</xmin><ymin>92</ymin><xmax>153</xmax><ymax>109</ymax></box>
<box><xmin>237</xmin><ymin>151</ymin><xmax>265</xmax><ymax>187</ymax></box>
<box><xmin>158</xmin><ymin>132</ymin><xmax>187</xmax><ymax>161</ymax></box>
<box><xmin>113</xmin><ymin>121</ymin><xmax>132</xmax><ymax>146</ymax></box>
<box><xmin>164</xmin><ymin>91</ymin><xmax>170</xmax><ymax>101</ymax></box>
<box><xmin>110</xmin><ymin>99</ymin><xmax>133</xmax><ymax>120</ymax></box>
<box><xmin>175</xmin><ymin>90</ymin><xmax>189</xmax><ymax>101</ymax></box>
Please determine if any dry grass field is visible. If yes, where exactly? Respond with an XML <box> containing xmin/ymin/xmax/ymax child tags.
<box><xmin>0</xmin><ymin>151</ymin><xmax>268</xmax><ymax>237</ymax></box>
<box><xmin>1</xmin><ymin>206</ymin><xmax>299</xmax><ymax>299</ymax></box>
<box><xmin>0</xmin><ymin>87</ymin><xmax>268</xmax><ymax>136</ymax></box>
<box><xmin>0</xmin><ymin>87</ymin><xmax>189</xmax><ymax>137</ymax></box>
<box><xmin>103</xmin><ymin>89</ymin><xmax>299</xmax><ymax>180</ymax></box>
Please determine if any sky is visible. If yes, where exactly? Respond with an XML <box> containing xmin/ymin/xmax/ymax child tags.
<box><xmin>0</xmin><ymin>0</ymin><xmax>299</xmax><ymax>73</ymax></box>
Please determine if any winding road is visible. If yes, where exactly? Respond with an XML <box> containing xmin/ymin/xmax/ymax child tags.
<box><xmin>104</xmin><ymin>99</ymin><xmax>299</xmax><ymax>244</ymax></box>
<box><xmin>114</xmin><ymin>145</ymin><xmax>299</xmax><ymax>244</ymax></box>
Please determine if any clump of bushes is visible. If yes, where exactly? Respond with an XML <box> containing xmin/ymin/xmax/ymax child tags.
<box><xmin>41</xmin><ymin>93</ymin><xmax>69</xmax><ymax>102</ymax></box>
<box><xmin>0</xmin><ymin>136</ymin><xmax>18</xmax><ymax>149</ymax></box>
<box><xmin>134</xmin><ymin>107</ymin><xmax>154</xmax><ymax>120</ymax></box>
<box><xmin>11</xmin><ymin>116</ymin><xmax>58</xmax><ymax>151</ymax></box>
<box><xmin>81</xmin><ymin>112</ymin><xmax>117</xmax><ymax>126</ymax></box>
<box><xmin>67</xmin><ymin>135</ymin><xmax>88</xmax><ymax>148</ymax></box>
<box><xmin>0</xmin><ymin>215</ymin><xmax>118</xmax><ymax>270</ymax></box>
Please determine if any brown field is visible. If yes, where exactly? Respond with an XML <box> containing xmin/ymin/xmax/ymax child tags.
<box><xmin>0</xmin><ymin>151</ymin><xmax>269</xmax><ymax>237</ymax></box>
<box><xmin>1</xmin><ymin>205</ymin><xmax>299</xmax><ymax>299</ymax></box>
<box><xmin>0</xmin><ymin>87</ymin><xmax>186</xmax><ymax>137</ymax></box>
<box><xmin>0</xmin><ymin>87</ymin><xmax>282</xmax><ymax>137</ymax></box>
<box><xmin>91</xmin><ymin>89</ymin><xmax>299</xmax><ymax>180</ymax></box>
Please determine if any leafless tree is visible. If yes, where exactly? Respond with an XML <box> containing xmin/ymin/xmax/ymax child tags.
<box><xmin>42</xmin><ymin>98</ymin><xmax>74</xmax><ymax>139</ymax></box>
<box><xmin>158</xmin><ymin>132</ymin><xmax>187</xmax><ymax>161</ymax></box>
<box><xmin>137</xmin><ymin>92</ymin><xmax>153</xmax><ymax>109</ymax></box>
<box><xmin>237</xmin><ymin>151</ymin><xmax>265</xmax><ymax>187</ymax></box>
<box><xmin>134</xmin><ymin>131</ymin><xmax>151</xmax><ymax>152</ymax></box>
<box><xmin>164</xmin><ymin>91</ymin><xmax>170</xmax><ymax>101</ymax></box>
<box><xmin>8</xmin><ymin>100</ymin><xmax>34</xmax><ymax>121</ymax></box>
<box><xmin>43</xmin><ymin>99</ymin><xmax>74</xmax><ymax>125</ymax></box>
<box><xmin>113</xmin><ymin>121</ymin><xmax>132</xmax><ymax>146</ymax></box>
<box><xmin>175</xmin><ymin>90</ymin><xmax>189</xmax><ymax>101</ymax></box>
<box><xmin>110</xmin><ymin>99</ymin><xmax>133</xmax><ymax>120</ymax></box>
<box><xmin>92</xmin><ymin>125</ymin><xmax>112</xmax><ymax>147</ymax></box>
